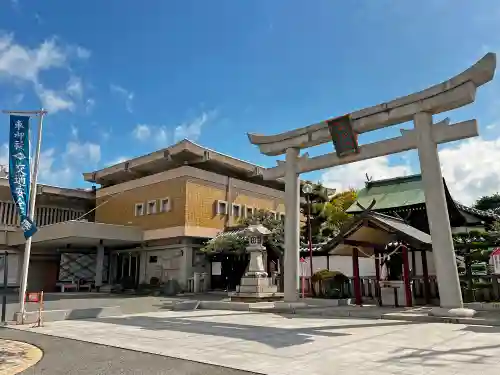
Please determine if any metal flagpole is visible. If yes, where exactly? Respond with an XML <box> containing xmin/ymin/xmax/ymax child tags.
<box><xmin>3</xmin><ymin>109</ymin><xmax>47</xmax><ymax>320</ymax></box>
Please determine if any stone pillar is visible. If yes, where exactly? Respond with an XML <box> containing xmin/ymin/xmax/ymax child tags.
<box><xmin>193</xmin><ymin>272</ymin><xmax>201</xmax><ymax>293</ymax></box>
<box><xmin>95</xmin><ymin>244</ymin><xmax>105</xmax><ymax>291</ymax></box>
<box><xmin>414</xmin><ymin>112</ymin><xmax>463</xmax><ymax>309</ymax></box>
<box><xmin>138</xmin><ymin>251</ymin><xmax>147</xmax><ymax>284</ymax></box>
<box><xmin>284</xmin><ymin>147</ymin><xmax>300</xmax><ymax>302</ymax></box>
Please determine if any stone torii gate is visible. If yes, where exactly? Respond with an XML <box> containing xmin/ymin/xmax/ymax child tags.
<box><xmin>248</xmin><ymin>53</ymin><xmax>496</xmax><ymax>314</ymax></box>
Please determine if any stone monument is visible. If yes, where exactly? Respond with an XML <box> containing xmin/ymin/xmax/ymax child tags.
<box><xmin>229</xmin><ymin>224</ymin><xmax>283</xmax><ymax>302</ymax></box>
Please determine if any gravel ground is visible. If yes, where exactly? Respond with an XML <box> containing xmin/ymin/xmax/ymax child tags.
<box><xmin>0</xmin><ymin>327</ymin><xmax>257</xmax><ymax>375</ymax></box>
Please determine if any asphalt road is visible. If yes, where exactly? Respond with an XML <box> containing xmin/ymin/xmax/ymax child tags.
<box><xmin>0</xmin><ymin>327</ymin><xmax>258</xmax><ymax>375</ymax></box>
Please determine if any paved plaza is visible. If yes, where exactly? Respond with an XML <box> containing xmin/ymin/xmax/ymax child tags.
<box><xmin>11</xmin><ymin>310</ymin><xmax>500</xmax><ymax>375</ymax></box>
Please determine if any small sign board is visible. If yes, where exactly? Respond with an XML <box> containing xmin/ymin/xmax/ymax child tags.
<box><xmin>25</xmin><ymin>292</ymin><xmax>41</xmax><ymax>303</ymax></box>
<box><xmin>327</xmin><ymin>114</ymin><xmax>359</xmax><ymax>157</ymax></box>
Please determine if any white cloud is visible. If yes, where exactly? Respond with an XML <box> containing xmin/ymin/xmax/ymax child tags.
<box><xmin>132</xmin><ymin>124</ymin><xmax>152</xmax><ymax>141</ymax></box>
<box><xmin>35</xmin><ymin>83</ymin><xmax>75</xmax><ymax>113</ymax></box>
<box><xmin>0</xmin><ymin>34</ymin><xmax>66</xmax><ymax>82</ymax></box>
<box><xmin>42</xmin><ymin>141</ymin><xmax>101</xmax><ymax>186</ymax></box>
<box><xmin>132</xmin><ymin>110</ymin><xmax>216</xmax><ymax>148</ymax></box>
<box><xmin>486</xmin><ymin>122</ymin><xmax>498</xmax><ymax>130</ymax></box>
<box><xmin>64</xmin><ymin>141</ymin><xmax>101</xmax><ymax>164</ymax></box>
<box><xmin>439</xmin><ymin>137</ymin><xmax>500</xmax><ymax>205</ymax></box>
<box><xmin>157</xmin><ymin>127</ymin><xmax>168</xmax><ymax>144</ymax></box>
<box><xmin>66</xmin><ymin>76</ymin><xmax>83</xmax><ymax>98</ymax></box>
<box><xmin>174</xmin><ymin>111</ymin><xmax>215</xmax><ymax>142</ymax></box>
<box><xmin>132</xmin><ymin>123</ymin><xmax>169</xmax><ymax>146</ymax></box>
<box><xmin>0</xmin><ymin>138</ymin><xmax>101</xmax><ymax>187</ymax></box>
<box><xmin>321</xmin><ymin>156</ymin><xmax>413</xmax><ymax>192</ymax></box>
<box><xmin>321</xmin><ymin>136</ymin><xmax>500</xmax><ymax>206</ymax></box>
<box><xmin>110</xmin><ymin>84</ymin><xmax>134</xmax><ymax>113</ymax></box>
<box><xmin>38</xmin><ymin>148</ymin><xmax>74</xmax><ymax>186</ymax></box>
<box><xmin>0</xmin><ymin>32</ymin><xmax>91</xmax><ymax>114</ymax></box>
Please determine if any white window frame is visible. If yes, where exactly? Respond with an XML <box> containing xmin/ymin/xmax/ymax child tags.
<box><xmin>134</xmin><ymin>203</ymin><xmax>145</xmax><ymax>217</ymax></box>
<box><xmin>244</xmin><ymin>205</ymin><xmax>254</xmax><ymax>218</ymax></box>
<box><xmin>231</xmin><ymin>203</ymin><xmax>242</xmax><ymax>217</ymax></box>
<box><xmin>216</xmin><ymin>200</ymin><xmax>228</xmax><ymax>215</ymax></box>
<box><xmin>147</xmin><ymin>200</ymin><xmax>157</xmax><ymax>215</ymax></box>
<box><xmin>159</xmin><ymin>197</ymin><xmax>171</xmax><ymax>213</ymax></box>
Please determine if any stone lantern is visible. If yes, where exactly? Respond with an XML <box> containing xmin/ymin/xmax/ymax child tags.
<box><xmin>229</xmin><ymin>224</ymin><xmax>281</xmax><ymax>301</ymax></box>
<box><xmin>242</xmin><ymin>224</ymin><xmax>271</xmax><ymax>278</ymax></box>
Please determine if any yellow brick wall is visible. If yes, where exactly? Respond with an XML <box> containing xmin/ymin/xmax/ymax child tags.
<box><xmin>95</xmin><ymin>177</ymin><xmax>187</xmax><ymax>230</ymax></box>
<box><xmin>185</xmin><ymin>179</ymin><xmax>286</xmax><ymax>229</ymax></box>
<box><xmin>233</xmin><ymin>193</ymin><xmax>276</xmax><ymax>211</ymax></box>
<box><xmin>96</xmin><ymin>174</ymin><xmax>286</xmax><ymax>232</ymax></box>
<box><xmin>185</xmin><ymin>179</ymin><xmax>227</xmax><ymax>230</ymax></box>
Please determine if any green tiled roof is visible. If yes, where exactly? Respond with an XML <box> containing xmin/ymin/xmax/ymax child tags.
<box><xmin>346</xmin><ymin>174</ymin><xmax>427</xmax><ymax>213</ymax></box>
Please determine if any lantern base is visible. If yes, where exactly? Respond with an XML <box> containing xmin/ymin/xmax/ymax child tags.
<box><xmin>428</xmin><ymin>307</ymin><xmax>476</xmax><ymax>318</ymax></box>
<box><xmin>229</xmin><ymin>276</ymin><xmax>281</xmax><ymax>302</ymax></box>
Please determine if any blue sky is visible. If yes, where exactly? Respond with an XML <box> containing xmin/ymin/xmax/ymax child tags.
<box><xmin>0</xmin><ymin>0</ymin><xmax>499</xmax><ymax>205</ymax></box>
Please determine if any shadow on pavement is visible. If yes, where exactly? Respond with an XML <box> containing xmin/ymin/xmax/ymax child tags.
<box><xmin>461</xmin><ymin>325</ymin><xmax>500</xmax><ymax>334</ymax></box>
<box><xmin>379</xmin><ymin>343</ymin><xmax>500</xmax><ymax>367</ymax></box>
<box><xmin>94</xmin><ymin>314</ymin><xmax>420</xmax><ymax>349</ymax></box>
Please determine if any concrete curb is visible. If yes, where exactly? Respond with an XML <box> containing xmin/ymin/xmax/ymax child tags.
<box><xmin>12</xmin><ymin>306</ymin><xmax>123</xmax><ymax>325</ymax></box>
<box><xmin>289</xmin><ymin>308</ymin><xmax>500</xmax><ymax>326</ymax></box>
<box><xmin>169</xmin><ymin>300</ymin><xmax>500</xmax><ymax>327</ymax></box>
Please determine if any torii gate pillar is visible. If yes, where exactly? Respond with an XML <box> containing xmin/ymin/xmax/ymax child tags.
<box><xmin>415</xmin><ymin>112</ymin><xmax>463</xmax><ymax>309</ymax></box>
<box><xmin>283</xmin><ymin>147</ymin><xmax>301</xmax><ymax>302</ymax></box>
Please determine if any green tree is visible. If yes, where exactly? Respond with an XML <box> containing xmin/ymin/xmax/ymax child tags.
<box><xmin>322</xmin><ymin>189</ymin><xmax>357</xmax><ymax>237</ymax></box>
<box><xmin>200</xmin><ymin>210</ymin><xmax>285</xmax><ymax>291</ymax></box>
<box><xmin>300</xmin><ymin>182</ymin><xmax>330</xmax><ymax>244</ymax></box>
<box><xmin>453</xmin><ymin>230</ymin><xmax>498</xmax><ymax>302</ymax></box>
<box><xmin>301</xmin><ymin>183</ymin><xmax>357</xmax><ymax>242</ymax></box>
<box><xmin>491</xmin><ymin>220</ymin><xmax>500</xmax><ymax>232</ymax></box>
<box><xmin>474</xmin><ymin>193</ymin><xmax>500</xmax><ymax>213</ymax></box>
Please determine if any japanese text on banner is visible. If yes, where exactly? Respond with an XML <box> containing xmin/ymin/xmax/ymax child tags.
<box><xmin>8</xmin><ymin>115</ymin><xmax>37</xmax><ymax>239</ymax></box>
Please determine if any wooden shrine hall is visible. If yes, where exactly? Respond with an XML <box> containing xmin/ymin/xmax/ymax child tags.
<box><xmin>322</xmin><ymin>206</ymin><xmax>434</xmax><ymax>308</ymax></box>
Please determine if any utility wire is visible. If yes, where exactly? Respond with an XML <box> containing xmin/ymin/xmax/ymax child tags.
<box><xmin>72</xmin><ymin>188</ymin><xmax>129</xmax><ymax>222</ymax></box>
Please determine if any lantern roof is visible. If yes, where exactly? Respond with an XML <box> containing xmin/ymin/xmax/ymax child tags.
<box><xmin>242</xmin><ymin>224</ymin><xmax>272</xmax><ymax>237</ymax></box>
